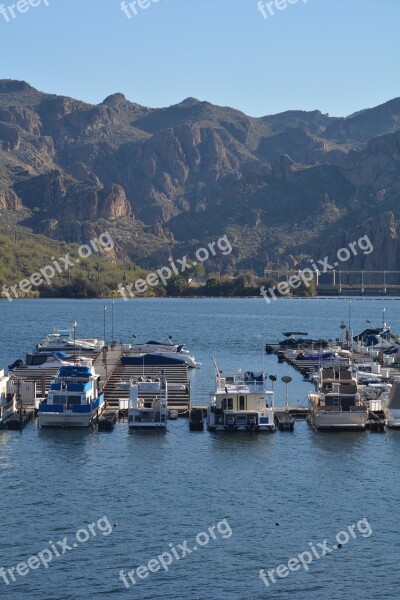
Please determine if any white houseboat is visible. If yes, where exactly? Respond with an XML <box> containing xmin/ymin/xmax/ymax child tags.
<box><xmin>0</xmin><ymin>370</ymin><xmax>15</xmax><ymax>426</ymax></box>
<box><xmin>207</xmin><ymin>360</ymin><xmax>275</xmax><ymax>432</ymax></box>
<box><xmin>128</xmin><ymin>378</ymin><xmax>168</xmax><ymax>428</ymax></box>
<box><xmin>382</xmin><ymin>383</ymin><xmax>400</xmax><ymax>428</ymax></box>
<box><xmin>308</xmin><ymin>367</ymin><xmax>368</xmax><ymax>430</ymax></box>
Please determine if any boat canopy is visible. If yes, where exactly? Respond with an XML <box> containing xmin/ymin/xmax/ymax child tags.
<box><xmin>58</xmin><ymin>366</ymin><xmax>92</xmax><ymax>378</ymax></box>
<box><xmin>282</xmin><ymin>331</ymin><xmax>308</xmax><ymax>337</ymax></box>
<box><xmin>121</xmin><ymin>354</ymin><xmax>184</xmax><ymax>366</ymax></box>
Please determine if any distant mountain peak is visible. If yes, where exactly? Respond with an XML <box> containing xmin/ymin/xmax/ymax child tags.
<box><xmin>102</xmin><ymin>93</ymin><xmax>127</xmax><ymax>105</ymax></box>
<box><xmin>0</xmin><ymin>79</ymin><xmax>37</xmax><ymax>93</ymax></box>
<box><xmin>179</xmin><ymin>97</ymin><xmax>202</xmax><ymax>106</ymax></box>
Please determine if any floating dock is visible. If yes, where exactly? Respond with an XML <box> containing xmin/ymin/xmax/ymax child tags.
<box><xmin>367</xmin><ymin>411</ymin><xmax>386</xmax><ymax>432</ymax></box>
<box><xmin>7</xmin><ymin>348</ymin><xmax>191</xmax><ymax>420</ymax></box>
<box><xmin>274</xmin><ymin>410</ymin><xmax>295</xmax><ymax>431</ymax></box>
<box><xmin>98</xmin><ymin>410</ymin><xmax>118</xmax><ymax>432</ymax></box>
<box><xmin>5</xmin><ymin>410</ymin><xmax>34</xmax><ymax>430</ymax></box>
<box><xmin>103</xmin><ymin>358</ymin><xmax>191</xmax><ymax>414</ymax></box>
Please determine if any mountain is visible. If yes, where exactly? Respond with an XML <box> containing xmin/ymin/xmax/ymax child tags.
<box><xmin>1</xmin><ymin>79</ymin><xmax>400</xmax><ymax>274</ymax></box>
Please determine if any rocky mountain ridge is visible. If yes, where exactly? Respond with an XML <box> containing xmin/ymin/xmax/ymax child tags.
<box><xmin>1</xmin><ymin>79</ymin><xmax>400</xmax><ymax>273</ymax></box>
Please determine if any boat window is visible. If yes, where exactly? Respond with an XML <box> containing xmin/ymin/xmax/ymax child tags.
<box><xmin>239</xmin><ymin>396</ymin><xmax>245</xmax><ymax>410</ymax></box>
<box><xmin>67</xmin><ymin>396</ymin><xmax>82</xmax><ymax>405</ymax></box>
<box><xmin>31</xmin><ymin>355</ymin><xmax>47</xmax><ymax>366</ymax></box>
<box><xmin>228</xmin><ymin>399</ymin><xmax>233</xmax><ymax>410</ymax></box>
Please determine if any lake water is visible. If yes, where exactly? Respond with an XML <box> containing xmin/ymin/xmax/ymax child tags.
<box><xmin>0</xmin><ymin>297</ymin><xmax>399</xmax><ymax>599</ymax></box>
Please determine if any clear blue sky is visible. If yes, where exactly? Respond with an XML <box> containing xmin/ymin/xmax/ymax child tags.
<box><xmin>1</xmin><ymin>0</ymin><xmax>399</xmax><ymax>117</ymax></box>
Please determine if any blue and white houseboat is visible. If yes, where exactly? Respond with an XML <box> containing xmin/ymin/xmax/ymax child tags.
<box><xmin>207</xmin><ymin>360</ymin><xmax>275</xmax><ymax>432</ymax></box>
<box><xmin>38</xmin><ymin>364</ymin><xmax>105</xmax><ymax>427</ymax></box>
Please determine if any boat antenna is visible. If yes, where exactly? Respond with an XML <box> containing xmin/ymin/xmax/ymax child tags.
<box><xmin>212</xmin><ymin>356</ymin><xmax>221</xmax><ymax>387</ymax></box>
<box><xmin>348</xmin><ymin>299</ymin><xmax>352</xmax><ymax>351</ymax></box>
<box><xmin>73</xmin><ymin>320</ymin><xmax>77</xmax><ymax>362</ymax></box>
<box><xmin>257</xmin><ymin>334</ymin><xmax>265</xmax><ymax>375</ymax></box>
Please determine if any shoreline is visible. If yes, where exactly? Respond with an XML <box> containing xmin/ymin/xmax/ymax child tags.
<box><xmin>1</xmin><ymin>295</ymin><xmax>400</xmax><ymax>302</ymax></box>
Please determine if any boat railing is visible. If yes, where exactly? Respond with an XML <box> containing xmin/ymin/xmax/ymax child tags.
<box><xmin>216</xmin><ymin>380</ymin><xmax>266</xmax><ymax>393</ymax></box>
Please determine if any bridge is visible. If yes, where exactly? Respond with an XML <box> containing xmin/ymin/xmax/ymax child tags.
<box><xmin>263</xmin><ymin>269</ymin><xmax>400</xmax><ymax>296</ymax></box>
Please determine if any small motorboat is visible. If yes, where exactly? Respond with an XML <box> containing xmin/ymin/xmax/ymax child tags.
<box><xmin>8</xmin><ymin>352</ymin><xmax>92</xmax><ymax>372</ymax></box>
<box><xmin>37</xmin><ymin>329</ymin><xmax>104</xmax><ymax>353</ymax></box>
<box><xmin>121</xmin><ymin>353</ymin><xmax>197</xmax><ymax>368</ymax></box>
<box><xmin>129</xmin><ymin>337</ymin><xmax>189</xmax><ymax>355</ymax></box>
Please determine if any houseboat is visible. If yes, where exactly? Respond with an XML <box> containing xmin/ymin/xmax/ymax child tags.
<box><xmin>0</xmin><ymin>370</ymin><xmax>15</xmax><ymax>426</ymax></box>
<box><xmin>308</xmin><ymin>366</ymin><xmax>368</xmax><ymax>430</ymax></box>
<box><xmin>128</xmin><ymin>378</ymin><xmax>168</xmax><ymax>428</ymax></box>
<box><xmin>38</xmin><ymin>364</ymin><xmax>104</xmax><ymax>427</ymax></box>
<box><xmin>382</xmin><ymin>383</ymin><xmax>400</xmax><ymax>428</ymax></box>
<box><xmin>207</xmin><ymin>360</ymin><xmax>275</xmax><ymax>432</ymax></box>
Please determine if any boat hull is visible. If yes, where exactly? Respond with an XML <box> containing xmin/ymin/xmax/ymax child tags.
<box><xmin>384</xmin><ymin>409</ymin><xmax>400</xmax><ymax>428</ymax></box>
<box><xmin>0</xmin><ymin>401</ymin><xmax>16</xmax><ymax>425</ymax></box>
<box><xmin>207</xmin><ymin>410</ymin><xmax>275</xmax><ymax>432</ymax></box>
<box><xmin>38</xmin><ymin>408</ymin><xmax>104</xmax><ymax>428</ymax></box>
<box><xmin>129</xmin><ymin>423</ymin><xmax>167</xmax><ymax>429</ymax></box>
<box><xmin>38</xmin><ymin>401</ymin><xmax>105</xmax><ymax>428</ymax></box>
<box><xmin>308</xmin><ymin>410</ymin><xmax>368</xmax><ymax>430</ymax></box>
<box><xmin>208</xmin><ymin>424</ymin><xmax>275</xmax><ymax>432</ymax></box>
<box><xmin>128</xmin><ymin>409</ymin><xmax>167</xmax><ymax>428</ymax></box>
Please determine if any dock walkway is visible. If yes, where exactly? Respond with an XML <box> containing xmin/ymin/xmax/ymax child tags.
<box><xmin>93</xmin><ymin>349</ymin><xmax>123</xmax><ymax>391</ymax></box>
<box><xmin>103</xmin><ymin>361</ymin><xmax>190</xmax><ymax>413</ymax></box>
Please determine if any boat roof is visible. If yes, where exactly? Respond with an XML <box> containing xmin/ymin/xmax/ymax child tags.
<box><xmin>58</xmin><ymin>366</ymin><xmax>93</xmax><ymax>378</ymax></box>
<box><xmin>282</xmin><ymin>331</ymin><xmax>308</xmax><ymax>337</ymax></box>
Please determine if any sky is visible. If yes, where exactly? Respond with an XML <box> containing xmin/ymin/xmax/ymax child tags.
<box><xmin>1</xmin><ymin>0</ymin><xmax>399</xmax><ymax>118</ymax></box>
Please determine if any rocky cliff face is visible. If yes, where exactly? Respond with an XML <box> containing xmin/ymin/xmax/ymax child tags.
<box><xmin>311</xmin><ymin>212</ymin><xmax>400</xmax><ymax>271</ymax></box>
<box><xmin>1</xmin><ymin>79</ymin><xmax>400</xmax><ymax>270</ymax></box>
<box><xmin>0</xmin><ymin>188</ymin><xmax>22</xmax><ymax>211</ymax></box>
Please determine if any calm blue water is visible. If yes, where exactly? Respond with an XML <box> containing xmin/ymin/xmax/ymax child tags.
<box><xmin>0</xmin><ymin>297</ymin><xmax>399</xmax><ymax>599</ymax></box>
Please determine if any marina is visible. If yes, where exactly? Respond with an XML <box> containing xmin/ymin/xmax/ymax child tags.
<box><xmin>2</xmin><ymin>5</ymin><xmax>398</xmax><ymax>598</ymax></box>
<box><xmin>3</xmin><ymin>303</ymin><xmax>400</xmax><ymax>435</ymax></box>
<box><xmin>1</xmin><ymin>297</ymin><xmax>400</xmax><ymax>600</ymax></box>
